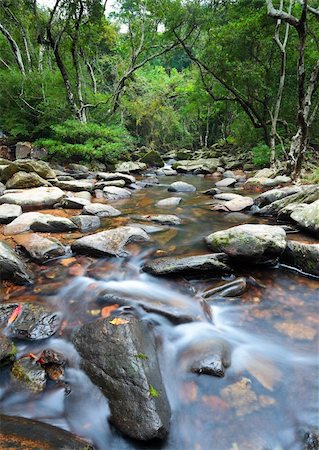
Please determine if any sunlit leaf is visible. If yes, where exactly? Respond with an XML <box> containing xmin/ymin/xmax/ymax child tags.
<box><xmin>109</xmin><ymin>317</ymin><xmax>129</xmax><ymax>325</ymax></box>
<box><xmin>101</xmin><ymin>304</ymin><xmax>119</xmax><ymax>318</ymax></box>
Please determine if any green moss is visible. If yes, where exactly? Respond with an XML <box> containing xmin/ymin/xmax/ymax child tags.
<box><xmin>135</xmin><ymin>353</ymin><xmax>149</xmax><ymax>360</ymax></box>
<box><xmin>149</xmin><ymin>384</ymin><xmax>159</xmax><ymax>398</ymax></box>
<box><xmin>140</xmin><ymin>150</ymin><xmax>164</xmax><ymax>167</ymax></box>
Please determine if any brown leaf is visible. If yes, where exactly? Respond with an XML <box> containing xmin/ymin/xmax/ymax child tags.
<box><xmin>60</xmin><ymin>257</ymin><xmax>77</xmax><ymax>267</ymax></box>
<box><xmin>101</xmin><ymin>304</ymin><xmax>119</xmax><ymax>318</ymax></box>
<box><xmin>109</xmin><ymin>317</ymin><xmax>129</xmax><ymax>325</ymax></box>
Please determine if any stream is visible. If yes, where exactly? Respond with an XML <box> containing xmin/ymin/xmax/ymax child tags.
<box><xmin>1</xmin><ymin>174</ymin><xmax>318</xmax><ymax>450</ymax></box>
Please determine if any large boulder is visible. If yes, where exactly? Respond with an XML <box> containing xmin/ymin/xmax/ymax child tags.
<box><xmin>0</xmin><ymin>203</ymin><xmax>22</xmax><ymax>223</ymax></box>
<box><xmin>13</xmin><ymin>234</ymin><xmax>67</xmax><ymax>263</ymax></box>
<box><xmin>11</xmin><ymin>357</ymin><xmax>47</xmax><ymax>392</ymax></box>
<box><xmin>72</xmin><ymin>226</ymin><xmax>150</xmax><ymax>257</ymax></box>
<box><xmin>140</xmin><ymin>150</ymin><xmax>164</xmax><ymax>167</ymax></box>
<box><xmin>143</xmin><ymin>253</ymin><xmax>231</xmax><ymax>276</ymax></box>
<box><xmin>72</xmin><ymin>315</ymin><xmax>171</xmax><ymax>441</ymax></box>
<box><xmin>1</xmin><ymin>159</ymin><xmax>56</xmax><ymax>182</ymax></box>
<box><xmin>115</xmin><ymin>161</ymin><xmax>146</xmax><ymax>173</ymax></box>
<box><xmin>290</xmin><ymin>199</ymin><xmax>319</xmax><ymax>236</ymax></box>
<box><xmin>15</xmin><ymin>141</ymin><xmax>32</xmax><ymax>159</ymax></box>
<box><xmin>172</xmin><ymin>158</ymin><xmax>220</xmax><ymax>173</ymax></box>
<box><xmin>4</xmin><ymin>212</ymin><xmax>77</xmax><ymax>235</ymax></box>
<box><xmin>280</xmin><ymin>240</ymin><xmax>319</xmax><ymax>276</ymax></box>
<box><xmin>168</xmin><ymin>181</ymin><xmax>196</xmax><ymax>192</ymax></box>
<box><xmin>205</xmin><ymin>224</ymin><xmax>287</xmax><ymax>263</ymax></box>
<box><xmin>6</xmin><ymin>171</ymin><xmax>50</xmax><ymax>189</ymax></box>
<box><xmin>0</xmin><ymin>186</ymin><xmax>65</xmax><ymax>209</ymax></box>
<box><xmin>0</xmin><ymin>241</ymin><xmax>33</xmax><ymax>284</ymax></box>
<box><xmin>254</xmin><ymin>186</ymin><xmax>303</xmax><ymax>208</ymax></box>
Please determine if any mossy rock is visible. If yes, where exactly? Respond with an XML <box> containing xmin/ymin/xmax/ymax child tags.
<box><xmin>0</xmin><ymin>332</ymin><xmax>16</xmax><ymax>366</ymax></box>
<box><xmin>11</xmin><ymin>357</ymin><xmax>46</xmax><ymax>392</ymax></box>
<box><xmin>140</xmin><ymin>150</ymin><xmax>164</xmax><ymax>167</ymax></box>
<box><xmin>176</xmin><ymin>150</ymin><xmax>192</xmax><ymax>160</ymax></box>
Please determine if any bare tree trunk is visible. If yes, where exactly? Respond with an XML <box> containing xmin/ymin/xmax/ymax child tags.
<box><xmin>86</xmin><ymin>60</ymin><xmax>97</xmax><ymax>94</ymax></box>
<box><xmin>205</xmin><ymin>106</ymin><xmax>210</xmax><ymax>147</ymax></box>
<box><xmin>0</xmin><ymin>22</ymin><xmax>25</xmax><ymax>75</ymax></box>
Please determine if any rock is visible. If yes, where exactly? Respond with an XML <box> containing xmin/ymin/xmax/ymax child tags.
<box><xmin>72</xmin><ymin>315</ymin><xmax>171</xmax><ymax>441</ymax></box>
<box><xmin>215</xmin><ymin>178</ymin><xmax>236</xmax><ymax>187</ymax></box>
<box><xmin>95</xmin><ymin>179</ymin><xmax>126</xmax><ymax>188</ymax></box>
<box><xmin>59</xmin><ymin>196</ymin><xmax>90</xmax><ymax>209</ymax></box>
<box><xmin>0</xmin><ymin>302</ymin><xmax>62</xmax><ymax>340</ymax></box>
<box><xmin>254</xmin><ymin>168</ymin><xmax>275</xmax><ymax>179</ymax></box>
<box><xmin>143</xmin><ymin>253</ymin><xmax>231</xmax><ymax>276</ymax></box>
<box><xmin>53</xmin><ymin>179</ymin><xmax>94</xmax><ymax>192</ymax></box>
<box><xmin>203</xmin><ymin>277</ymin><xmax>247</xmax><ymax>299</ymax></box>
<box><xmin>223</xmin><ymin>170</ymin><xmax>236</xmax><ymax>179</ymax></box>
<box><xmin>254</xmin><ymin>186</ymin><xmax>303</xmax><ymax>208</ymax></box>
<box><xmin>68</xmin><ymin>163</ymin><xmax>89</xmax><ymax>173</ymax></box>
<box><xmin>156</xmin><ymin>197</ymin><xmax>182</xmax><ymax>207</ymax></box>
<box><xmin>97</xmin><ymin>172</ymin><xmax>136</xmax><ymax>185</ymax></box>
<box><xmin>0</xmin><ymin>181</ymin><xmax>5</xmax><ymax>195</ymax></box>
<box><xmin>103</xmin><ymin>186</ymin><xmax>132</xmax><ymax>200</ymax></box>
<box><xmin>260</xmin><ymin>175</ymin><xmax>291</xmax><ymax>187</ymax></box>
<box><xmin>72</xmin><ymin>226</ymin><xmax>150</xmax><ymax>257</ymax></box>
<box><xmin>188</xmin><ymin>339</ymin><xmax>231</xmax><ymax>377</ymax></box>
<box><xmin>202</xmin><ymin>187</ymin><xmax>221</xmax><ymax>196</ymax></box>
<box><xmin>0</xmin><ymin>186</ymin><xmax>65</xmax><ymax>209</ymax></box>
<box><xmin>280</xmin><ymin>240</ymin><xmax>319</xmax><ymax>276</ymax></box>
<box><xmin>82</xmin><ymin>203</ymin><xmax>121</xmax><ymax>217</ymax></box>
<box><xmin>71</xmin><ymin>215</ymin><xmax>100</xmax><ymax>232</ymax></box>
<box><xmin>129</xmin><ymin>223</ymin><xmax>170</xmax><ymax>233</ymax></box>
<box><xmin>15</xmin><ymin>141</ymin><xmax>32</xmax><ymax>159</ymax></box>
<box><xmin>11</xmin><ymin>357</ymin><xmax>46</xmax><ymax>392</ymax></box>
<box><xmin>290</xmin><ymin>200</ymin><xmax>319</xmax><ymax>236</ymax></box>
<box><xmin>115</xmin><ymin>161</ymin><xmax>147</xmax><ymax>173</ymax></box>
<box><xmin>0</xmin><ymin>415</ymin><xmax>94</xmax><ymax>450</ymax></box>
<box><xmin>211</xmin><ymin>196</ymin><xmax>254</xmax><ymax>212</ymax></box>
<box><xmin>214</xmin><ymin>193</ymin><xmax>243</xmax><ymax>201</ymax></box>
<box><xmin>205</xmin><ymin>224</ymin><xmax>287</xmax><ymax>263</ymax></box>
<box><xmin>13</xmin><ymin>234</ymin><xmax>67</xmax><ymax>263</ymax></box>
<box><xmin>0</xmin><ymin>203</ymin><xmax>22</xmax><ymax>223</ymax></box>
<box><xmin>140</xmin><ymin>150</ymin><xmax>164</xmax><ymax>167</ymax></box>
<box><xmin>0</xmin><ymin>332</ymin><xmax>16</xmax><ymax>366</ymax></box>
<box><xmin>303</xmin><ymin>431</ymin><xmax>319</xmax><ymax>450</ymax></box>
<box><xmin>220</xmin><ymin>377</ymin><xmax>260</xmax><ymax>417</ymax></box>
<box><xmin>168</xmin><ymin>181</ymin><xmax>196</xmax><ymax>192</ymax></box>
<box><xmin>0</xmin><ymin>241</ymin><xmax>33</xmax><ymax>284</ymax></box>
<box><xmin>172</xmin><ymin>158</ymin><xmax>220</xmax><ymax>173</ymax></box>
<box><xmin>74</xmin><ymin>191</ymin><xmax>92</xmax><ymax>201</ymax></box>
<box><xmin>0</xmin><ymin>145</ymin><xmax>11</xmax><ymax>160</ymax></box>
<box><xmin>4</xmin><ymin>212</ymin><xmax>77</xmax><ymax>235</ymax></box>
<box><xmin>156</xmin><ymin>167</ymin><xmax>177</xmax><ymax>176</ymax></box>
<box><xmin>6</xmin><ymin>171</ymin><xmax>50</xmax><ymax>189</ymax></box>
<box><xmin>1</xmin><ymin>159</ymin><xmax>56</xmax><ymax>182</ymax></box>
<box><xmin>133</xmin><ymin>214</ymin><xmax>181</xmax><ymax>225</ymax></box>
<box><xmin>30</xmin><ymin>146</ymin><xmax>48</xmax><ymax>160</ymax></box>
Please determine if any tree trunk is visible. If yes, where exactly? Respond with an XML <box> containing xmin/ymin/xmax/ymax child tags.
<box><xmin>0</xmin><ymin>22</ymin><xmax>26</xmax><ymax>75</ymax></box>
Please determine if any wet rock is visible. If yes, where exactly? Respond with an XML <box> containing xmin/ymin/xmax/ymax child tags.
<box><xmin>4</xmin><ymin>212</ymin><xmax>77</xmax><ymax>235</ymax></box>
<box><xmin>11</xmin><ymin>356</ymin><xmax>46</xmax><ymax>392</ymax></box>
<box><xmin>71</xmin><ymin>215</ymin><xmax>100</xmax><ymax>232</ymax></box>
<box><xmin>203</xmin><ymin>277</ymin><xmax>247</xmax><ymax>299</ymax></box>
<box><xmin>115</xmin><ymin>161</ymin><xmax>147</xmax><ymax>173</ymax></box>
<box><xmin>6</xmin><ymin>171</ymin><xmax>50</xmax><ymax>189</ymax></box>
<box><xmin>214</xmin><ymin>193</ymin><xmax>243</xmax><ymax>201</ymax></box>
<box><xmin>13</xmin><ymin>234</ymin><xmax>67</xmax><ymax>263</ymax></box>
<box><xmin>103</xmin><ymin>186</ymin><xmax>132</xmax><ymax>200</ymax></box>
<box><xmin>0</xmin><ymin>414</ymin><xmax>94</xmax><ymax>450</ymax></box>
<box><xmin>38</xmin><ymin>348</ymin><xmax>66</xmax><ymax>382</ymax></box>
<box><xmin>303</xmin><ymin>431</ymin><xmax>319</xmax><ymax>450</ymax></box>
<box><xmin>0</xmin><ymin>186</ymin><xmax>65</xmax><ymax>209</ymax></box>
<box><xmin>0</xmin><ymin>181</ymin><xmax>5</xmax><ymax>195</ymax></box>
<box><xmin>0</xmin><ymin>302</ymin><xmax>62</xmax><ymax>340</ymax></box>
<box><xmin>202</xmin><ymin>187</ymin><xmax>221</xmax><ymax>196</ymax></box>
<box><xmin>0</xmin><ymin>332</ymin><xmax>16</xmax><ymax>366</ymax></box>
<box><xmin>156</xmin><ymin>197</ymin><xmax>182</xmax><ymax>207</ymax></box>
<box><xmin>254</xmin><ymin>186</ymin><xmax>303</xmax><ymax>208</ymax></box>
<box><xmin>139</xmin><ymin>176</ymin><xmax>159</xmax><ymax>187</ymax></box>
<box><xmin>72</xmin><ymin>315</ymin><xmax>171</xmax><ymax>441</ymax></box>
<box><xmin>0</xmin><ymin>203</ymin><xmax>22</xmax><ymax>223</ymax></box>
<box><xmin>82</xmin><ymin>203</ymin><xmax>121</xmax><ymax>217</ymax></box>
<box><xmin>168</xmin><ymin>181</ymin><xmax>196</xmax><ymax>192</ymax></box>
<box><xmin>97</xmin><ymin>171</ymin><xmax>136</xmax><ymax>185</ymax></box>
<box><xmin>72</xmin><ymin>226</ymin><xmax>150</xmax><ymax>257</ymax></box>
<box><xmin>1</xmin><ymin>159</ymin><xmax>56</xmax><ymax>183</ymax></box>
<box><xmin>205</xmin><ymin>224</ymin><xmax>287</xmax><ymax>263</ymax></box>
<box><xmin>143</xmin><ymin>253</ymin><xmax>231</xmax><ymax>276</ymax></box>
<box><xmin>220</xmin><ymin>377</ymin><xmax>260</xmax><ymax>417</ymax></box>
<box><xmin>133</xmin><ymin>214</ymin><xmax>181</xmax><ymax>225</ymax></box>
<box><xmin>280</xmin><ymin>240</ymin><xmax>319</xmax><ymax>276</ymax></box>
<box><xmin>0</xmin><ymin>241</ymin><xmax>33</xmax><ymax>284</ymax></box>
<box><xmin>15</xmin><ymin>142</ymin><xmax>32</xmax><ymax>159</ymax></box>
<box><xmin>59</xmin><ymin>197</ymin><xmax>90</xmax><ymax>209</ymax></box>
<box><xmin>211</xmin><ymin>196</ymin><xmax>253</xmax><ymax>212</ymax></box>
<box><xmin>215</xmin><ymin>178</ymin><xmax>236</xmax><ymax>187</ymax></box>
<box><xmin>290</xmin><ymin>199</ymin><xmax>319</xmax><ymax>236</ymax></box>
<box><xmin>156</xmin><ymin>167</ymin><xmax>177</xmax><ymax>176</ymax></box>
<box><xmin>129</xmin><ymin>223</ymin><xmax>170</xmax><ymax>233</ymax></box>
<box><xmin>53</xmin><ymin>179</ymin><xmax>94</xmax><ymax>192</ymax></box>
<box><xmin>188</xmin><ymin>339</ymin><xmax>231</xmax><ymax>377</ymax></box>
<box><xmin>223</xmin><ymin>170</ymin><xmax>236</xmax><ymax>179</ymax></box>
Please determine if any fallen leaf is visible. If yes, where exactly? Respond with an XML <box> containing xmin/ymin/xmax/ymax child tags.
<box><xmin>109</xmin><ymin>317</ymin><xmax>129</xmax><ymax>325</ymax></box>
<box><xmin>7</xmin><ymin>305</ymin><xmax>22</xmax><ymax>325</ymax></box>
<box><xmin>101</xmin><ymin>304</ymin><xmax>119</xmax><ymax>318</ymax></box>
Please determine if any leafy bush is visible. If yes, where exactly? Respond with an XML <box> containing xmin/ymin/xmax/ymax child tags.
<box><xmin>35</xmin><ymin>120</ymin><xmax>133</xmax><ymax>166</ymax></box>
<box><xmin>251</xmin><ymin>143</ymin><xmax>283</xmax><ymax>168</ymax></box>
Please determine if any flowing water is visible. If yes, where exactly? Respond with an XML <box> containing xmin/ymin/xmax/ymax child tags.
<box><xmin>0</xmin><ymin>174</ymin><xmax>318</xmax><ymax>450</ymax></box>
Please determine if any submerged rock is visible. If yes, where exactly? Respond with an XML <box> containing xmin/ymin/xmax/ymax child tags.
<box><xmin>13</xmin><ymin>234</ymin><xmax>67</xmax><ymax>263</ymax></box>
<box><xmin>0</xmin><ymin>241</ymin><xmax>33</xmax><ymax>284</ymax></box>
<box><xmin>73</xmin><ymin>315</ymin><xmax>171</xmax><ymax>441</ymax></box>
<box><xmin>11</xmin><ymin>356</ymin><xmax>46</xmax><ymax>392</ymax></box>
<box><xmin>187</xmin><ymin>339</ymin><xmax>231</xmax><ymax>377</ymax></box>
<box><xmin>168</xmin><ymin>181</ymin><xmax>196</xmax><ymax>192</ymax></box>
<box><xmin>0</xmin><ymin>332</ymin><xmax>16</xmax><ymax>366</ymax></box>
<box><xmin>0</xmin><ymin>414</ymin><xmax>94</xmax><ymax>449</ymax></box>
<box><xmin>0</xmin><ymin>302</ymin><xmax>62</xmax><ymax>340</ymax></box>
<box><xmin>205</xmin><ymin>224</ymin><xmax>287</xmax><ymax>263</ymax></box>
<box><xmin>4</xmin><ymin>212</ymin><xmax>77</xmax><ymax>235</ymax></box>
<box><xmin>0</xmin><ymin>203</ymin><xmax>22</xmax><ymax>223</ymax></box>
<box><xmin>143</xmin><ymin>253</ymin><xmax>231</xmax><ymax>276</ymax></box>
<box><xmin>82</xmin><ymin>203</ymin><xmax>121</xmax><ymax>217</ymax></box>
<box><xmin>290</xmin><ymin>199</ymin><xmax>319</xmax><ymax>236</ymax></box>
<box><xmin>280</xmin><ymin>240</ymin><xmax>319</xmax><ymax>276</ymax></box>
<box><xmin>0</xmin><ymin>186</ymin><xmax>65</xmax><ymax>209</ymax></box>
<box><xmin>203</xmin><ymin>277</ymin><xmax>247</xmax><ymax>299</ymax></box>
<box><xmin>72</xmin><ymin>226</ymin><xmax>150</xmax><ymax>257</ymax></box>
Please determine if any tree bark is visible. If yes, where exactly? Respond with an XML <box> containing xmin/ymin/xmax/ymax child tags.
<box><xmin>0</xmin><ymin>22</ymin><xmax>26</xmax><ymax>75</ymax></box>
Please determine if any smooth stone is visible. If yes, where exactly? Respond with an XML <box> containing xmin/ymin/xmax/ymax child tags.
<box><xmin>82</xmin><ymin>203</ymin><xmax>121</xmax><ymax>217</ymax></box>
<box><xmin>13</xmin><ymin>234</ymin><xmax>67</xmax><ymax>263</ymax></box>
<box><xmin>133</xmin><ymin>214</ymin><xmax>181</xmax><ymax>225</ymax></box>
<box><xmin>143</xmin><ymin>253</ymin><xmax>231</xmax><ymax>276</ymax></box>
<box><xmin>0</xmin><ymin>302</ymin><xmax>62</xmax><ymax>340</ymax></box>
<box><xmin>156</xmin><ymin>197</ymin><xmax>182</xmax><ymax>207</ymax></box>
<box><xmin>203</xmin><ymin>277</ymin><xmax>247</xmax><ymax>299</ymax></box>
<box><xmin>72</xmin><ymin>226</ymin><xmax>150</xmax><ymax>257</ymax></box>
<box><xmin>72</xmin><ymin>315</ymin><xmax>171</xmax><ymax>441</ymax></box>
<box><xmin>214</xmin><ymin>193</ymin><xmax>243</xmax><ymax>201</ymax></box>
<box><xmin>53</xmin><ymin>179</ymin><xmax>94</xmax><ymax>192</ymax></box>
<box><xmin>187</xmin><ymin>339</ymin><xmax>231</xmax><ymax>377</ymax></box>
<box><xmin>0</xmin><ymin>186</ymin><xmax>65</xmax><ymax>209</ymax></box>
<box><xmin>68</xmin><ymin>163</ymin><xmax>89</xmax><ymax>173</ymax></box>
<box><xmin>60</xmin><ymin>197</ymin><xmax>90</xmax><ymax>209</ymax></box>
<box><xmin>172</xmin><ymin>158</ymin><xmax>220</xmax><ymax>173</ymax></box>
<box><xmin>71</xmin><ymin>215</ymin><xmax>100</xmax><ymax>232</ymax></box>
<box><xmin>0</xmin><ymin>203</ymin><xmax>22</xmax><ymax>223</ymax></box>
<box><xmin>0</xmin><ymin>181</ymin><xmax>5</xmax><ymax>195</ymax></box>
<box><xmin>1</xmin><ymin>159</ymin><xmax>56</xmax><ymax>182</ymax></box>
<box><xmin>291</xmin><ymin>199</ymin><xmax>319</xmax><ymax>236</ymax></box>
<box><xmin>280</xmin><ymin>240</ymin><xmax>319</xmax><ymax>276</ymax></box>
<box><xmin>11</xmin><ymin>357</ymin><xmax>46</xmax><ymax>392</ymax></box>
<box><xmin>115</xmin><ymin>161</ymin><xmax>146</xmax><ymax>173</ymax></box>
<box><xmin>0</xmin><ymin>332</ymin><xmax>16</xmax><ymax>366</ymax></box>
<box><xmin>103</xmin><ymin>186</ymin><xmax>132</xmax><ymax>200</ymax></box>
<box><xmin>215</xmin><ymin>178</ymin><xmax>236</xmax><ymax>187</ymax></box>
<box><xmin>205</xmin><ymin>224</ymin><xmax>287</xmax><ymax>263</ymax></box>
<box><xmin>211</xmin><ymin>196</ymin><xmax>254</xmax><ymax>212</ymax></box>
<box><xmin>129</xmin><ymin>223</ymin><xmax>170</xmax><ymax>233</ymax></box>
<box><xmin>74</xmin><ymin>191</ymin><xmax>92</xmax><ymax>201</ymax></box>
<box><xmin>260</xmin><ymin>175</ymin><xmax>292</xmax><ymax>187</ymax></box>
<box><xmin>168</xmin><ymin>181</ymin><xmax>196</xmax><ymax>192</ymax></box>
<box><xmin>4</xmin><ymin>212</ymin><xmax>77</xmax><ymax>235</ymax></box>
<box><xmin>97</xmin><ymin>172</ymin><xmax>136</xmax><ymax>184</ymax></box>
<box><xmin>0</xmin><ymin>415</ymin><xmax>94</xmax><ymax>449</ymax></box>
<box><xmin>223</xmin><ymin>170</ymin><xmax>236</xmax><ymax>179</ymax></box>
<box><xmin>0</xmin><ymin>241</ymin><xmax>33</xmax><ymax>284</ymax></box>
<box><xmin>95</xmin><ymin>179</ymin><xmax>126</xmax><ymax>188</ymax></box>
<box><xmin>202</xmin><ymin>187</ymin><xmax>221</xmax><ymax>196</ymax></box>
<box><xmin>6</xmin><ymin>171</ymin><xmax>50</xmax><ymax>189</ymax></box>
<box><xmin>155</xmin><ymin>167</ymin><xmax>177</xmax><ymax>176</ymax></box>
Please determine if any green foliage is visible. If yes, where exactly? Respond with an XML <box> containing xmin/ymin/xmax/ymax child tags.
<box><xmin>303</xmin><ymin>168</ymin><xmax>319</xmax><ymax>184</ymax></box>
<box><xmin>251</xmin><ymin>143</ymin><xmax>283</xmax><ymax>168</ymax></box>
<box><xmin>149</xmin><ymin>385</ymin><xmax>159</xmax><ymax>398</ymax></box>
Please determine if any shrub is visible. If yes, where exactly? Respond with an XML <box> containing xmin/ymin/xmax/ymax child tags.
<box><xmin>251</xmin><ymin>143</ymin><xmax>283</xmax><ymax>168</ymax></box>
